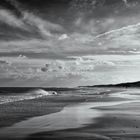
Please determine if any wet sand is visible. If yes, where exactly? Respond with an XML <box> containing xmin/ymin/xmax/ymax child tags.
<box><xmin>0</xmin><ymin>87</ymin><xmax>122</xmax><ymax>128</ymax></box>
<box><xmin>1</xmin><ymin>100</ymin><xmax>137</xmax><ymax>139</ymax></box>
<box><xmin>0</xmin><ymin>93</ymin><xmax>88</xmax><ymax>128</ymax></box>
<box><xmin>28</xmin><ymin>101</ymin><xmax>140</xmax><ymax>140</ymax></box>
<box><xmin>0</xmin><ymin>88</ymin><xmax>140</xmax><ymax>140</ymax></box>
<box><xmin>25</xmin><ymin>89</ymin><xmax>140</xmax><ymax>140</ymax></box>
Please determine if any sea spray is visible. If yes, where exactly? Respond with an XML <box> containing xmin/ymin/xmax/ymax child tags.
<box><xmin>0</xmin><ymin>89</ymin><xmax>57</xmax><ymax>104</ymax></box>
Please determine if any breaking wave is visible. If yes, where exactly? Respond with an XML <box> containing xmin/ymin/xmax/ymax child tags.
<box><xmin>0</xmin><ymin>89</ymin><xmax>57</xmax><ymax>104</ymax></box>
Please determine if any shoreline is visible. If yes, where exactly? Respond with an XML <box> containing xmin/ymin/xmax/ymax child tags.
<box><xmin>26</xmin><ymin>101</ymin><xmax>140</xmax><ymax>140</ymax></box>
<box><xmin>0</xmin><ymin>88</ymin><xmax>124</xmax><ymax>128</ymax></box>
<box><xmin>0</xmin><ymin>88</ymin><xmax>139</xmax><ymax>140</ymax></box>
<box><xmin>0</xmin><ymin>94</ymin><xmax>87</xmax><ymax>128</ymax></box>
<box><xmin>0</xmin><ymin>100</ymin><xmax>139</xmax><ymax>140</ymax></box>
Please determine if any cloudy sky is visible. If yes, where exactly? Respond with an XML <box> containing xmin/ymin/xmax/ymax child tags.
<box><xmin>0</xmin><ymin>0</ymin><xmax>140</xmax><ymax>87</ymax></box>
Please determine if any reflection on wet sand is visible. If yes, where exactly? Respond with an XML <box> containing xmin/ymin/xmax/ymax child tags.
<box><xmin>0</xmin><ymin>88</ymin><xmax>140</xmax><ymax>140</ymax></box>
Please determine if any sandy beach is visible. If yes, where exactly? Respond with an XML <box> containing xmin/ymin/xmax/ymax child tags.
<box><xmin>27</xmin><ymin>101</ymin><xmax>140</xmax><ymax>140</ymax></box>
<box><xmin>0</xmin><ymin>88</ymin><xmax>140</xmax><ymax>140</ymax></box>
<box><xmin>26</xmin><ymin>89</ymin><xmax>140</xmax><ymax>140</ymax></box>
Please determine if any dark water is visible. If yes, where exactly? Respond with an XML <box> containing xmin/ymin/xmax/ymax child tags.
<box><xmin>0</xmin><ymin>87</ymin><xmax>63</xmax><ymax>104</ymax></box>
<box><xmin>0</xmin><ymin>87</ymin><xmax>118</xmax><ymax>104</ymax></box>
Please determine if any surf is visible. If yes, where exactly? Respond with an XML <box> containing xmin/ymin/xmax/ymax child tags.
<box><xmin>0</xmin><ymin>89</ymin><xmax>57</xmax><ymax>104</ymax></box>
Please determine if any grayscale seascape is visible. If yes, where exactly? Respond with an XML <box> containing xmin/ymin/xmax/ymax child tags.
<box><xmin>0</xmin><ymin>0</ymin><xmax>140</xmax><ymax>140</ymax></box>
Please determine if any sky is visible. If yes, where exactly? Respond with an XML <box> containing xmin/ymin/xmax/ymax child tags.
<box><xmin>1</xmin><ymin>0</ymin><xmax>140</xmax><ymax>87</ymax></box>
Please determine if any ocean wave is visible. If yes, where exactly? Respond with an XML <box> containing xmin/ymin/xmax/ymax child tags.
<box><xmin>0</xmin><ymin>89</ymin><xmax>57</xmax><ymax>104</ymax></box>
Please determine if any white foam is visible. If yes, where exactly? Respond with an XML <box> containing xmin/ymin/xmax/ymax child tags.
<box><xmin>0</xmin><ymin>89</ymin><xmax>57</xmax><ymax>104</ymax></box>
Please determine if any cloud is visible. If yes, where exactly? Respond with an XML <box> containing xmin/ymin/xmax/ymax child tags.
<box><xmin>122</xmin><ymin>0</ymin><xmax>128</xmax><ymax>5</ymax></box>
<box><xmin>1</xmin><ymin>4</ymin><xmax>140</xmax><ymax>57</ymax></box>
<box><xmin>1</xmin><ymin>55</ymin><xmax>140</xmax><ymax>86</ymax></box>
<box><xmin>0</xmin><ymin>3</ymin><xmax>64</xmax><ymax>39</ymax></box>
<box><xmin>94</xmin><ymin>22</ymin><xmax>140</xmax><ymax>39</ymax></box>
<box><xmin>22</xmin><ymin>12</ymin><xmax>64</xmax><ymax>38</ymax></box>
<box><xmin>1</xmin><ymin>21</ymin><xmax>140</xmax><ymax>56</ymax></box>
<box><xmin>69</xmin><ymin>0</ymin><xmax>104</xmax><ymax>13</ymax></box>
<box><xmin>0</xmin><ymin>9</ymin><xmax>26</xmax><ymax>29</ymax></box>
<box><xmin>0</xmin><ymin>39</ymin><xmax>52</xmax><ymax>52</ymax></box>
<box><xmin>39</xmin><ymin>56</ymin><xmax>116</xmax><ymax>79</ymax></box>
<box><xmin>18</xmin><ymin>54</ymin><xmax>27</xmax><ymax>59</ymax></box>
<box><xmin>73</xmin><ymin>17</ymin><xmax>99</xmax><ymax>35</ymax></box>
<box><xmin>58</xmin><ymin>34</ymin><xmax>69</xmax><ymax>40</ymax></box>
<box><xmin>0</xmin><ymin>59</ymin><xmax>10</xmax><ymax>65</ymax></box>
<box><xmin>0</xmin><ymin>55</ymin><xmax>115</xmax><ymax>82</ymax></box>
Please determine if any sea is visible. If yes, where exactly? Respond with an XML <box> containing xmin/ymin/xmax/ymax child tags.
<box><xmin>0</xmin><ymin>87</ymin><xmax>122</xmax><ymax>104</ymax></box>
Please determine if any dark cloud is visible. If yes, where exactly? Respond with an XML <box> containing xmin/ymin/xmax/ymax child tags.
<box><xmin>0</xmin><ymin>0</ymin><xmax>140</xmax><ymax>34</ymax></box>
<box><xmin>0</xmin><ymin>60</ymin><xmax>9</xmax><ymax>64</ymax></box>
<box><xmin>0</xmin><ymin>0</ymin><xmax>22</xmax><ymax>17</ymax></box>
<box><xmin>1</xmin><ymin>0</ymin><xmax>139</xmax><ymax>15</ymax></box>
